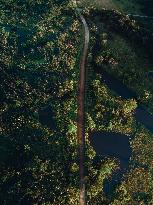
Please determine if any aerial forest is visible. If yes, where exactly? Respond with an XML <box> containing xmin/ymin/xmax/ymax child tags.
<box><xmin>0</xmin><ymin>0</ymin><xmax>153</xmax><ymax>204</ymax></box>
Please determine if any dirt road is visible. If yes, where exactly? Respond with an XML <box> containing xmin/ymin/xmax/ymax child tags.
<box><xmin>76</xmin><ymin>9</ymin><xmax>89</xmax><ymax>205</ymax></box>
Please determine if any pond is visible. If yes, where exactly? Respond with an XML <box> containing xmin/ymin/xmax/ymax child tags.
<box><xmin>90</xmin><ymin>68</ymin><xmax>153</xmax><ymax>199</ymax></box>
<box><xmin>89</xmin><ymin>131</ymin><xmax>132</xmax><ymax>199</ymax></box>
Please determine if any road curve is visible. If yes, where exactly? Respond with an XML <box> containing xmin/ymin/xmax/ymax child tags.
<box><xmin>76</xmin><ymin>9</ymin><xmax>89</xmax><ymax>205</ymax></box>
<box><xmin>75</xmin><ymin>7</ymin><xmax>153</xmax><ymax>205</ymax></box>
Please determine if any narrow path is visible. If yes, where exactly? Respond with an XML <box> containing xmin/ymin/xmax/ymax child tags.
<box><xmin>76</xmin><ymin>8</ymin><xmax>89</xmax><ymax>205</ymax></box>
<box><xmin>75</xmin><ymin>6</ymin><xmax>153</xmax><ymax>204</ymax></box>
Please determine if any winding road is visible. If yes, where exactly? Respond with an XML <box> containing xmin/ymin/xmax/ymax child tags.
<box><xmin>76</xmin><ymin>8</ymin><xmax>89</xmax><ymax>205</ymax></box>
<box><xmin>76</xmin><ymin>6</ymin><xmax>153</xmax><ymax>204</ymax></box>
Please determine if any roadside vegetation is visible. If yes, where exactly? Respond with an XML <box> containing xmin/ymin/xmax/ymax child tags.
<box><xmin>83</xmin><ymin>6</ymin><xmax>153</xmax><ymax>203</ymax></box>
<box><xmin>0</xmin><ymin>0</ymin><xmax>153</xmax><ymax>204</ymax></box>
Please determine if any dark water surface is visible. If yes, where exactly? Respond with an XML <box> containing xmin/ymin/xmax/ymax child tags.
<box><xmin>89</xmin><ymin>131</ymin><xmax>132</xmax><ymax>162</ymax></box>
<box><xmin>102</xmin><ymin>69</ymin><xmax>137</xmax><ymax>99</ymax></box>
<box><xmin>89</xmin><ymin>131</ymin><xmax>132</xmax><ymax>199</ymax></box>
<box><xmin>90</xmin><ymin>68</ymin><xmax>153</xmax><ymax>198</ymax></box>
<box><xmin>37</xmin><ymin>69</ymin><xmax>153</xmax><ymax>197</ymax></box>
<box><xmin>135</xmin><ymin>106</ymin><xmax>153</xmax><ymax>133</ymax></box>
<box><xmin>101</xmin><ymin>69</ymin><xmax>153</xmax><ymax>134</ymax></box>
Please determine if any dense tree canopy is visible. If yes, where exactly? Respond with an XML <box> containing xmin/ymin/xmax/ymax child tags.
<box><xmin>0</xmin><ymin>0</ymin><xmax>153</xmax><ymax>204</ymax></box>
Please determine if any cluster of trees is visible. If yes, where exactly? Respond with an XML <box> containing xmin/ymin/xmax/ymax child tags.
<box><xmin>1</xmin><ymin>0</ymin><xmax>153</xmax><ymax>204</ymax></box>
<box><xmin>0</xmin><ymin>0</ymin><xmax>80</xmax><ymax>204</ymax></box>
<box><xmin>1</xmin><ymin>0</ymin><xmax>119</xmax><ymax>204</ymax></box>
<box><xmin>84</xmin><ymin>7</ymin><xmax>153</xmax><ymax>113</ymax></box>
<box><xmin>84</xmin><ymin>6</ymin><xmax>153</xmax><ymax>204</ymax></box>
